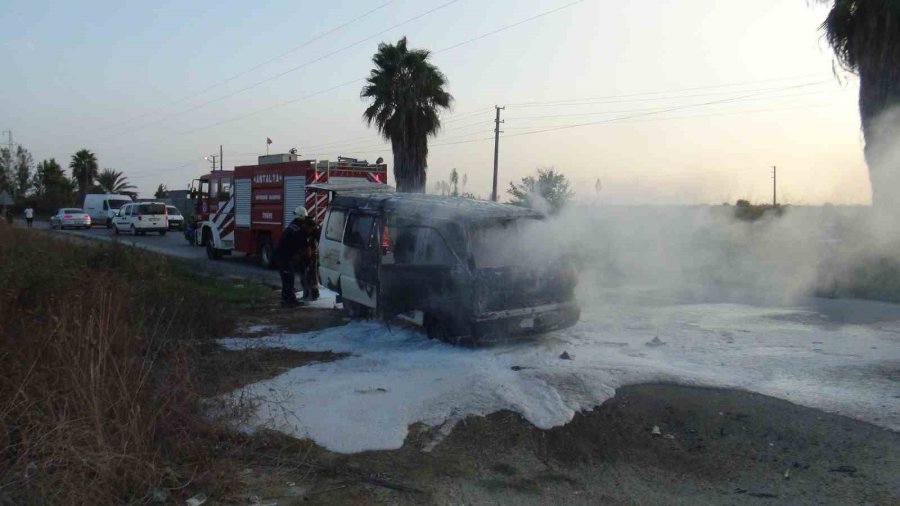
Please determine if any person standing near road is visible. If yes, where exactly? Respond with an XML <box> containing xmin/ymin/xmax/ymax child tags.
<box><xmin>23</xmin><ymin>206</ymin><xmax>34</xmax><ymax>228</ymax></box>
<box><xmin>274</xmin><ymin>206</ymin><xmax>313</xmax><ymax>307</ymax></box>
<box><xmin>301</xmin><ymin>217</ymin><xmax>321</xmax><ymax>301</ymax></box>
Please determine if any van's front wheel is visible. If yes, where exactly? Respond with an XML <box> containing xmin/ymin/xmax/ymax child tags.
<box><xmin>425</xmin><ymin>315</ymin><xmax>453</xmax><ymax>342</ymax></box>
<box><xmin>342</xmin><ymin>300</ymin><xmax>369</xmax><ymax>318</ymax></box>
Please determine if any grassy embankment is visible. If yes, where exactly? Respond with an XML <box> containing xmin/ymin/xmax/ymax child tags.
<box><xmin>0</xmin><ymin>224</ymin><xmax>270</xmax><ymax>504</ymax></box>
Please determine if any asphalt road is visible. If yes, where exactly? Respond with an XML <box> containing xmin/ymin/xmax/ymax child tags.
<box><xmin>34</xmin><ymin>221</ymin><xmax>282</xmax><ymax>286</ymax></box>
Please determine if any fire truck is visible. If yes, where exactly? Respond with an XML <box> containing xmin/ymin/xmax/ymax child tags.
<box><xmin>188</xmin><ymin>153</ymin><xmax>388</xmax><ymax>267</ymax></box>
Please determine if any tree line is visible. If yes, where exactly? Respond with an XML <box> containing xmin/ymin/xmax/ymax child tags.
<box><xmin>0</xmin><ymin>146</ymin><xmax>135</xmax><ymax>213</ymax></box>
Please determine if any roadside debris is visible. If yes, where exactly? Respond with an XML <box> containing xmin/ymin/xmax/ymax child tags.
<box><xmin>645</xmin><ymin>336</ymin><xmax>666</xmax><ymax>347</ymax></box>
<box><xmin>186</xmin><ymin>493</ymin><xmax>207</xmax><ymax>506</ymax></box>
<box><xmin>559</xmin><ymin>351</ymin><xmax>573</xmax><ymax>360</ymax></box>
<box><xmin>784</xmin><ymin>468</ymin><xmax>790</xmax><ymax>480</ymax></box>
<box><xmin>148</xmin><ymin>487</ymin><xmax>169</xmax><ymax>503</ymax></box>
<box><xmin>829</xmin><ymin>465</ymin><xmax>857</xmax><ymax>474</ymax></box>
<box><xmin>249</xmin><ymin>495</ymin><xmax>278</xmax><ymax>506</ymax></box>
<box><xmin>651</xmin><ymin>425</ymin><xmax>662</xmax><ymax>436</ymax></box>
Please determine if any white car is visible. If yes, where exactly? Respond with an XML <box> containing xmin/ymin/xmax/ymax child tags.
<box><xmin>50</xmin><ymin>208</ymin><xmax>91</xmax><ymax>230</ymax></box>
<box><xmin>111</xmin><ymin>202</ymin><xmax>169</xmax><ymax>236</ymax></box>
<box><xmin>83</xmin><ymin>193</ymin><xmax>133</xmax><ymax>228</ymax></box>
<box><xmin>166</xmin><ymin>205</ymin><xmax>185</xmax><ymax>230</ymax></box>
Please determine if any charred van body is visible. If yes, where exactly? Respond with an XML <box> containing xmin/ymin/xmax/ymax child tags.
<box><xmin>318</xmin><ymin>193</ymin><xmax>580</xmax><ymax>343</ymax></box>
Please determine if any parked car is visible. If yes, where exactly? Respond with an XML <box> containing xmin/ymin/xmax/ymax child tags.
<box><xmin>166</xmin><ymin>205</ymin><xmax>185</xmax><ymax>230</ymax></box>
<box><xmin>318</xmin><ymin>193</ymin><xmax>580</xmax><ymax>343</ymax></box>
<box><xmin>50</xmin><ymin>208</ymin><xmax>91</xmax><ymax>230</ymax></box>
<box><xmin>83</xmin><ymin>193</ymin><xmax>133</xmax><ymax>228</ymax></box>
<box><xmin>111</xmin><ymin>202</ymin><xmax>169</xmax><ymax>236</ymax></box>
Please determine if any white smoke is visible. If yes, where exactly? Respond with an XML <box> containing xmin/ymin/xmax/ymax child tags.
<box><xmin>488</xmin><ymin>200</ymin><xmax>898</xmax><ymax>309</ymax></box>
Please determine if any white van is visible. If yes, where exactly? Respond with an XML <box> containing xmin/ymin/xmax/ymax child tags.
<box><xmin>83</xmin><ymin>194</ymin><xmax>134</xmax><ymax>228</ymax></box>
<box><xmin>111</xmin><ymin>202</ymin><xmax>169</xmax><ymax>236</ymax></box>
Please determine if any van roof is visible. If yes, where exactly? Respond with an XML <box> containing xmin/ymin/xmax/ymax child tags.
<box><xmin>331</xmin><ymin>192</ymin><xmax>543</xmax><ymax>223</ymax></box>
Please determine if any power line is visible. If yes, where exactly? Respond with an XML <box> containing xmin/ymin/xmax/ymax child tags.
<box><xmin>497</xmin><ymin>81</ymin><xmax>830</xmax><ymax>140</ymax></box>
<box><xmin>286</xmin><ymin>83</ymin><xmax>840</xmax><ymax>155</ymax></box>
<box><xmin>102</xmin><ymin>0</ymin><xmax>592</xmax><ymax>146</ymax></box>
<box><xmin>503</xmin><ymin>73</ymin><xmax>825</xmax><ymax>107</ymax></box>
<box><xmin>503</xmin><ymin>87</ymin><xmax>846</xmax><ymax>121</ymax></box>
<box><xmin>504</xmin><ymin>80</ymin><xmax>834</xmax><ymax>109</ymax></box>
<box><xmin>101</xmin><ymin>0</ymin><xmax>463</xmax><ymax>141</ymax></box>
<box><xmin>432</xmin><ymin>0</ymin><xmax>587</xmax><ymax>54</ymax></box>
<box><xmin>94</xmin><ymin>1</ymin><xmax>398</xmax><ymax>134</ymax></box>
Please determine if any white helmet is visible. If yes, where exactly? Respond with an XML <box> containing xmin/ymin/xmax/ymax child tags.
<box><xmin>293</xmin><ymin>206</ymin><xmax>308</xmax><ymax>218</ymax></box>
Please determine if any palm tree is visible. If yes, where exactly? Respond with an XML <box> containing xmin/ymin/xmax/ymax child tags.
<box><xmin>820</xmin><ymin>1</ymin><xmax>900</xmax><ymax>210</ymax></box>
<box><xmin>96</xmin><ymin>168</ymin><xmax>135</xmax><ymax>194</ymax></box>
<box><xmin>361</xmin><ymin>37</ymin><xmax>452</xmax><ymax>193</ymax></box>
<box><xmin>69</xmin><ymin>149</ymin><xmax>99</xmax><ymax>196</ymax></box>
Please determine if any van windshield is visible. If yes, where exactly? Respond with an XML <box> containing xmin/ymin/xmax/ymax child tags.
<box><xmin>138</xmin><ymin>203</ymin><xmax>166</xmax><ymax>215</ymax></box>
<box><xmin>167</xmin><ymin>206</ymin><xmax>179</xmax><ymax>215</ymax></box>
<box><xmin>469</xmin><ymin>217</ymin><xmax>545</xmax><ymax>269</ymax></box>
<box><xmin>107</xmin><ymin>200</ymin><xmax>128</xmax><ymax>209</ymax></box>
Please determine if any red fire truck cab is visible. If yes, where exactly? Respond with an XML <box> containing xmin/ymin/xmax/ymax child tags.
<box><xmin>190</xmin><ymin>154</ymin><xmax>388</xmax><ymax>267</ymax></box>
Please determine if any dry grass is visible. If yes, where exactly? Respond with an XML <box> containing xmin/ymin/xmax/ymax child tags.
<box><xmin>0</xmin><ymin>224</ymin><xmax>249</xmax><ymax>504</ymax></box>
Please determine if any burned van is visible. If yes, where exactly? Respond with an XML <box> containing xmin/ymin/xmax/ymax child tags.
<box><xmin>318</xmin><ymin>193</ymin><xmax>580</xmax><ymax>342</ymax></box>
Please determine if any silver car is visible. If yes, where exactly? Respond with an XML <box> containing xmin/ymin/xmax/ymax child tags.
<box><xmin>50</xmin><ymin>208</ymin><xmax>92</xmax><ymax>230</ymax></box>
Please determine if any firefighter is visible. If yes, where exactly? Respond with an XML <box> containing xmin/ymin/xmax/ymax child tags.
<box><xmin>274</xmin><ymin>206</ymin><xmax>314</xmax><ymax>307</ymax></box>
<box><xmin>301</xmin><ymin>217</ymin><xmax>321</xmax><ymax>301</ymax></box>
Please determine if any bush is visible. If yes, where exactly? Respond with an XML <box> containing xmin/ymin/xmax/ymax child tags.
<box><xmin>0</xmin><ymin>226</ymin><xmax>239</xmax><ymax>503</ymax></box>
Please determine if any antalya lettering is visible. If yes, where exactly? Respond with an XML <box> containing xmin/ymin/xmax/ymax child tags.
<box><xmin>253</xmin><ymin>173</ymin><xmax>283</xmax><ymax>184</ymax></box>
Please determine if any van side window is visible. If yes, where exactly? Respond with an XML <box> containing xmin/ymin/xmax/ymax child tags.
<box><xmin>325</xmin><ymin>209</ymin><xmax>347</xmax><ymax>241</ymax></box>
<box><xmin>343</xmin><ymin>214</ymin><xmax>375</xmax><ymax>249</ymax></box>
<box><xmin>393</xmin><ymin>226</ymin><xmax>457</xmax><ymax>266</ymax></box>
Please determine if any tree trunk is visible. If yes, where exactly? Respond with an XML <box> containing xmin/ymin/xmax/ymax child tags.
<box><xmin>391</xmin><ymin>135</ymin><xmax>427</xmax><ymax>193</ymax></box>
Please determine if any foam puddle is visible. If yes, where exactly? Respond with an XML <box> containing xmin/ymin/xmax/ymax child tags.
<box><xmin>219</xmin><ymin>296</ymin><xmax>900</xmax><ymax>453</ymax></box>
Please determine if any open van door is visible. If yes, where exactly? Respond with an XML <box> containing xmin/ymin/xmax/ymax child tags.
<box><xmin>338</xmin><ymin>211</ymin><xmax>380</xmax><ymax>308</ymax></box>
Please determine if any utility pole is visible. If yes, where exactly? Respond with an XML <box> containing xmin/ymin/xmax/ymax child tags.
<box><xmin>772</xmin><ymin>165</ymin><xmax>777</xmax><ymax>206</ymax></box>
<box><xmin>491</xmin><ymin>105</ymin><xmax>504</xmax><ymax>202</ymax></box>
<box><xmin>220</xmin><ymin>145</ymin><xmax>223</xmax><ymax>172</ymax></box>
<box><xmin>205</xmin><ymin>154</ymin><xmax>218</xmax><ymax>171</ymax></box>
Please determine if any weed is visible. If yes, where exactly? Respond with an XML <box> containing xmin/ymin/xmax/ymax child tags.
<box><xmin>0</xmin><ymin>226</ymin><xmax>246</xmax><ymax>503</ymax></box>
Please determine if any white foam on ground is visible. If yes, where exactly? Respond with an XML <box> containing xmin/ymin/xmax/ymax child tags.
<box><xmin>219</xmin><ymin>293</ymin><xmax>900</xmax><ymax>454</ymax></box>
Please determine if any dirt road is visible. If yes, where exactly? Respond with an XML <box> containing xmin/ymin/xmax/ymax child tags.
<box><xmin>38</xmin><ymin>222</ymin><xmax>282</xmax><ymax>286</ymax></box>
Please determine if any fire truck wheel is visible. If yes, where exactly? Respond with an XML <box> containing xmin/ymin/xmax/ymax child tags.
<box><xmin>206</xmin><ymin>240</ymin><xmax>222</xmax><ymax>260</ymax></box>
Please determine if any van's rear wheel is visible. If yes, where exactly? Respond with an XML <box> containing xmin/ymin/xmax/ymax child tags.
<box><xmin>426</xmin><ymin>315</ymin><xmax>470</xmax><ymax>346</ymax></box>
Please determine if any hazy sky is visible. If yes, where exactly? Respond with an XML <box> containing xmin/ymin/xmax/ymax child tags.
<box><xmin>0</xmin><ymin>0</ymin><xmax>867</xmax><ymax>205</ymax></box>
